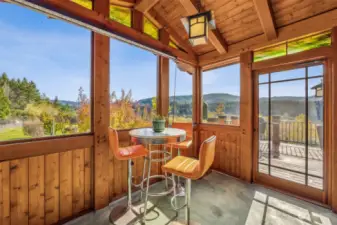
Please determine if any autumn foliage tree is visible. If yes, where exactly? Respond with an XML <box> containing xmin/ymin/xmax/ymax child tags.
<box><xmin>77</xmin><ymin>87</ymin><xmax>90</xmax><ymax>133</ymax></box>
<box><xmin>110</xmin><ymin>89</ymin><xmax>152</xmax><ymax>129</ymax></box>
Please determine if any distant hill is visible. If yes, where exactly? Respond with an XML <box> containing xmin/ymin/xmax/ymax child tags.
<box><xmin>59</xmin><ymin>100</ymin><xmax>79</xmax><ymax>108</ymax></box>
<box><xmin>137</xmin><ymin>93</ymin><xmax>321</xmax><ymax>121</ymax></box>
<box><xmin>137</xmin><ymin>93</ymin><xmax>239</xmax><ymax>105</ymax></box>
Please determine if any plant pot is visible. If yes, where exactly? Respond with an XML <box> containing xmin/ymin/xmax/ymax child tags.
<box><xmin>152</xmin><ymin>120</ymin><xmax>166</xmax><ymax>132</ymax></box>
<box><xmin>218</xmin><ymin>115</ymin><xmax>227</xmax><ymax>124</ymax></box>
<box><xmin>207</xmin><ymin>117</ymin><xmax>218</xmax><ymax>123</ymax></box>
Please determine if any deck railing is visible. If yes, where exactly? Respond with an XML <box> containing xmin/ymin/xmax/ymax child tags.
<box><xmin>260</xmin><ymin>121</ymin><xmax>321</xmax><ymax>147</ymax></box>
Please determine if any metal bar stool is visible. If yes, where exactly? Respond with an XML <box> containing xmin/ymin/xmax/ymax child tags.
<box><xmin>108</xmin><ymin>128</ymin><xmax>149</xmax><ymax>222</ymax></box>
<box><xmin>162</xmin><ymin>135</ymin><xmax>216</xmax><ymax>225</ymax></box>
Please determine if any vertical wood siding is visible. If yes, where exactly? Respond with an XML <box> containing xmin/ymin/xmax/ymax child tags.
<box><xmin>199</xmin><ymin>125</ymin><xmax>242</xmax><ymax>178</ymax></box>
<box><xmin>0</xmin><ymin>148</ymin><xmax>92</xmax><ymax>225</ymax></box>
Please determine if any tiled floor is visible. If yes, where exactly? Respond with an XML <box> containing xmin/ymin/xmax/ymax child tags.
<box><xmin>65</xmin><ymin>172</ymin><xmax>337</xmax><ymax>225</ymax></box>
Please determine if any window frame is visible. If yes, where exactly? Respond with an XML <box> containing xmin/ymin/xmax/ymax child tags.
<box><xmin>201</xmin><ymin>61</ymin><xmax>241</xmax><ymax>127</ymax></box>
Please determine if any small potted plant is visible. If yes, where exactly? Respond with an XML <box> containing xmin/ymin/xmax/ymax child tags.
<box><xmin>152</xmin><ymin>114</ymin><xmax>166</xmax><ymax>132</ymax></box>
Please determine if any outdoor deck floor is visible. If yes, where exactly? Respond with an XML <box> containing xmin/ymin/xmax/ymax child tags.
<box><xmin>65</xmin><ymin>172</ymin><xmax>337</xmax><ymax>225</ymax></box>
<box><xmin>259</xmin><ymin>141</ymin><xmax>324</xmax><ymax>189</ymax></box>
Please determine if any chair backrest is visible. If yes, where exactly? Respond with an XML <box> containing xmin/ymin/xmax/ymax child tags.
<box><xmin>197</xmin><ymin>135</ymin><xmax>216</xmax><ymax>178</ymax></box>
<box><xmin>108</xmin><ymin>127</ymin><xmax>120</xmax><ymax>159</ymax></box>
<box><xmin>172</xmin><ymin>122</ymin><xmax>193</xmax><ymax>138</ymax></box>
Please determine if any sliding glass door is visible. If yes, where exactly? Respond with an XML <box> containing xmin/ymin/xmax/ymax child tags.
<box><xmin>254</xmin><ymin>62</ymin><xmax>326</xmax><ymax>196</ymax></box>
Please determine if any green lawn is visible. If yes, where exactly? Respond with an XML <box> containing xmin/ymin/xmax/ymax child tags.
<box><xmin>0</xmin><ymin>127</ymin><xmax>31</xmax><ymax>141</ymax></box>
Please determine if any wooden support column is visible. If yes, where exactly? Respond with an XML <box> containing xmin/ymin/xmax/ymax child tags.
<box><xmin>240</xmin><ymin>51</ymin><xmax>253</xmax><ymax>182</ymax></box>
<box><xmin>157</xmin><ymin>29</ymin><xmax>170</xmax><ymax>116</ymax></box>
<box><xmin>93</xmin><ymin>0</ymin><xmax>110</xmax><ymax>210</ymax></box>
<box><xmin>192</xmin><ymin>66</ymin><xmax>202</xmax><ymax>156</ymax></box>
<box><xmin>331</xmin><ymin>26</ymin><xmax>337</xmax><ymax>212</ymax></box>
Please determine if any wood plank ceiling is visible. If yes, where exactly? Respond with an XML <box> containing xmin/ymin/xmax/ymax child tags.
<box><xmin>127</xmin><ymin>0</ymin><xmax>337</xmax><ymax>57</ymax></box>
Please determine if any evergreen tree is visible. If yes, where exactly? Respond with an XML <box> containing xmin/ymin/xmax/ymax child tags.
<box><xmin>0</xmin><ymin>88</ymin><xmax>11</xmax><ymax>119</ymax></box>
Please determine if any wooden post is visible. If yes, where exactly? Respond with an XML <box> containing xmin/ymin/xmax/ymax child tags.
<box><xmin>240</xmin><ymin>51</ymin><xmax>253</xmax><ymax>182</ymax></box>
<box><xmin>331</xmin><ymin>26</ymin><xmax>337</xmax><ymax>212</ymax></box>
<box><xmin>157</xmin><ymin>28</ymin><xmax>170</xmax><ymax>117</ymax></box>
<box><xmin>192</xmin><ymin>66</ymin><xmax>202</xmax><ymax>157</ymax></box>
<box><xmin>93</xmin><ymin>0</ymin><xmax>110</xmax><ymax>210</ymax></box>
<box><xmin>272</xmin><ymin>115</ymin><xmax>281</xmax><ymax>158</ymax></box>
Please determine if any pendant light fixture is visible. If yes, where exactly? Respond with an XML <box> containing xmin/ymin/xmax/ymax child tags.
<box><xmin>181</xmin><ymin>0</ymin><xmax>216</xmax><ymax>46</ymax></box>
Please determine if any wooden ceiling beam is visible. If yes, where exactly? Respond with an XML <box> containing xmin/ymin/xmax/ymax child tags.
<box><xmin>253</xmin><ymin>0</ymin><xmax>277</xmax><ymax>40</ymax></box>
<box><xmin>179</xmin><ymin>0</ymin><xmax>228</xmax><ymax>54</ymax></box>
<box><xmin>134</xmin><ymin>0</ymin><xmax>159</xmax><ymax>13</ymax></box>
<box><xmin>199</xmin><ymin>9</ymin><xmax>337</xmax><ymax>68</ymax></box>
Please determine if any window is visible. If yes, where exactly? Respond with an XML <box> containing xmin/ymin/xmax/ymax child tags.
<box><xmin>71</xmin><ymin>0</ymin><xmax>93</xmax><ymax>10</ymax></box>
<box><xmin>144</xmin><ymin>17</ymin><xmax>159</xmax><ymax>40</ymax></box>
<box><xmin>0</xmin><ymin>3</ymin><xmax>91</xmax><ymax>142</ymax></box>
<box><xmin>202</xmin><ymin>64</ymin><xmax>240</xmax><ymax>125</ymax></box>
<box><xmin>169</xmin><ymin>60</ymin><xmax>193</xmax><ymax>124</ymax></box>
<box><xmin>109</xmin><ymin>39</ymin><xmax>157</xmax><ymax>129</ymax></box>
<box><xmin>254</xmin><ymin>32</ymin><xmax>331</xmax><ymax>62</ymax></box>
<box><xmin>109</xmin><ymin>5</ymin><xmax>132</xmax><ymax>27</ymax></box>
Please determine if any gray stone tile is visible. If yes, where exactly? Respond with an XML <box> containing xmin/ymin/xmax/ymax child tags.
<box><xmin>64</xmin><ymin>172</ymin><xmax>337</xmax><ymax>225</ymax></box>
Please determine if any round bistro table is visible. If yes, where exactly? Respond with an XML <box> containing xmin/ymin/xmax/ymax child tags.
<box><xmin>129</xmin><ymin>128</ymin><xmax>186</xmax><ymax>222</ymax></box>
<box><xmin>129</xmin><ymin>128</ymin><xmax>186</xmax><ymax>190</ymax></box>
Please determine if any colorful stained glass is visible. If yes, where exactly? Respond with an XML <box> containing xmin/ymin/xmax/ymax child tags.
<box><xmin>254</xmin><ymin>32</ymin><xmax>332</xmax><ymax>62</ymax></box>
<box><xmin>169</xmin><ymin>40</ymin><xmax>178</xmax><ymax>49</ymax></box>
<box><xmin>109</xmin><ymin>5</ymin><xmax>131</xmax><ymax>27</ymax></box>
<box><xmin>144</xmin><ymin>17</ymin><xmax>159</xmax><ymax>40</ymax></box>
<box><xmin>288</xmin><ymin>32</ymin><xmax>331</xmax><ymax>55</ymax></box>
<box><xmin>71</xmin><ymin>0</ymin><xmax>92</xmax><ymax>10</ymax></box>
<box><xmin>254</xmin><ymin>44</ymin><xmax>286</xmax><ymax>62</ymax></box>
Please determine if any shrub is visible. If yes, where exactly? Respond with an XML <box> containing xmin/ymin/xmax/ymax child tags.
<box><xmin>23</xmin><ymin>120</ymin><xmax>44</xmax><ymax>137</ymax></box>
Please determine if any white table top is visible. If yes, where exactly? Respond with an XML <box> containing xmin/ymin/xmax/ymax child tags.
<box><xmin>129</xmin><ymin>128</ymin><xmax>186</xmax><ymax>145</ymax></box>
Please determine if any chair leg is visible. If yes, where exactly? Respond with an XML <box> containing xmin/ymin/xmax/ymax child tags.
<box><xmin>177</xmin><ymin>148</ymin><xmax>181</xmax><ymax>185</ymax></box>
<box><xmin>142</xmin><ymin>155</ymin><xmax>152</xmax><ymax>223</ymax></box>
<box><xmin>140</xmin><ymin>157</ymin><xmax>147</xmax><ymax>201</ymax></box>
<box><xmin>185</xmin><ymin>179</ymin><xmax>191</xmax><ymax>225</ymax></box>
<box><xmin>163</xmin><ymin>146</ymin><xmax>169</xmax><ymax>190</ymax></box>
<box><xmin>127</xmin><ymin>159</ymin><xmax>132</xmax><ymax>208</ymax></box>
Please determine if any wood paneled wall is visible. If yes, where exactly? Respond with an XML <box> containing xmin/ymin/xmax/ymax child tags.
<box><xmin>199</xmin><ymin>125</ymin><xmax>242</xmax><ymax>178</ymax></box>
<box><xmin>0</xmin><ymin>148</ymin><xmax>92</xmax><ymax>225</ymax></box>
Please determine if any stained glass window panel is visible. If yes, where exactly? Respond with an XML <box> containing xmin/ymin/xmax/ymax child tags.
<box><xmin>169</xmin><ymin>40</ymin><xmax>178</xmax><ymax>49</ymax></box>
<box><xmin>71</xmin><ymin>0</ymin><xmax>92</xmax><ymax>10</ymax></box>
<box><xmin>254</xmin><ymin>44</ymin><xmax>287</xmax><ymax>62</ymax></box>
<box><xmin>144</xmin><ymin>17</ymin><xmax>159</xmax><ymax>40</ymax></box>
<box><xmin>109</xmin><ymin>5</ymin><xmax>131</xmax><ymax>27</ymax></box>
<box><xmin>288</xmin><ymin>32</ymin><xmax>331</xmax><ymax>55</ymax></box>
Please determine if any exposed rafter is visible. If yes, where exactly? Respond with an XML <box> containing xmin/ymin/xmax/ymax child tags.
<box><xmin>253</xmin><ymin>0</ymin><xmax>277</xmax><ymax>40</ymax></box>
<box><xmin>179</xmin><ymin>0</ymin><xmax>228</xmax><ymax>54</ymax></box>
<box><xmin>134</xmin><ymin>0</ymin><xmax>159</xmax><ymax>13</ymax></box>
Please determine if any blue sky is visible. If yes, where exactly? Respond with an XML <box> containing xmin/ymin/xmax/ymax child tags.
<box><xmin>0</xmin><ymin>2</ymin><xmax>323</xmax><ymax>102</ymax></box>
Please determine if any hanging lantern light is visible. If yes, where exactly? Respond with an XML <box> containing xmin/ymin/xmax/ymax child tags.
<box><xmin>181</xmin><ymin>10</ymin><xmax>216</xmax><ymax>46</ymax></box>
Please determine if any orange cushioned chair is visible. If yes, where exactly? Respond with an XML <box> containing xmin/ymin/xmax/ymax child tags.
<box><xmin>108</xmin><ymin>128</ymin><xmax>149</xmax><ymax>221</ymax></box>
<box><xmin>162</xmin><ymin>135</ymin><xmax>216</xmax><ymax>225</ymax></box>
<box><xmin>168</xmin><ymin>123</ymin><xmax>193</xmax><ymax>155</ymax></box>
